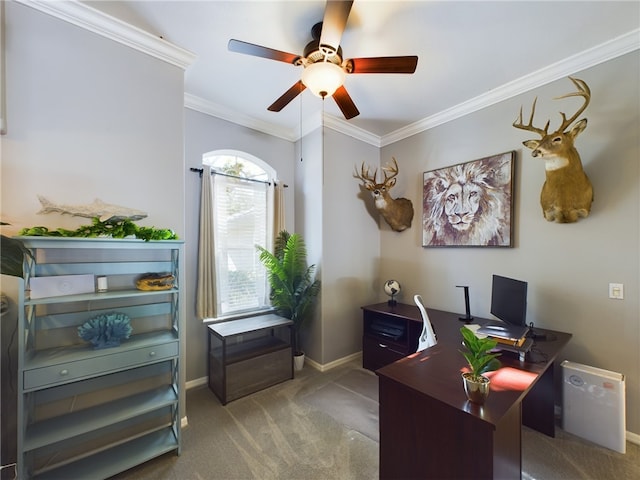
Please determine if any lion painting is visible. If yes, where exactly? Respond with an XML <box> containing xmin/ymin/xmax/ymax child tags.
<box><xmin>422</xmin><ymin>152</ymin><xmax>514</xmax><ymax>247</ymax></box>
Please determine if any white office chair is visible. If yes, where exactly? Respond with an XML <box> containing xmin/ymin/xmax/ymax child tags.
<box><xmin>414</xmin><ymin>294</ymin><xmax>437</xmax><ymax>352</ymax></box>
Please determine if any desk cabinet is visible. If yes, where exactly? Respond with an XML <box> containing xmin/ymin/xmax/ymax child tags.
<box><xmin>378</xmin><ymin>351</ymin><xmax>522</xmax><ymax>479</ymax></box>
<box><xmin>16</xmin><ymin>238</ymin><xmax>183</xmax><ymax>480</ymax></box>
<box><xmin>373</xmin><ymin>304</ymin><xmax>572</xmax><ymax>479</ymax></box>
<box><xmin>362</xmin><ymin>303</ymin><xmax>423</xmax><ymax>371</ymax></box>
<box><xmin>208</xmin><ymin>314</ymin><xmax>293</xmax><ymax>404</ymax></box>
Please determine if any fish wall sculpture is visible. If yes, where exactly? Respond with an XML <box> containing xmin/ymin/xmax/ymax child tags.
<box><xmin>37</xmin><ymin>196</ymin><xmax>148</xmax><ymax>222</ymax></box>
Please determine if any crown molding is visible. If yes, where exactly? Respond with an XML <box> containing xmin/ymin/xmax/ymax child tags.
<box><xmin>323</xmin><ymin>115</ymin><xmax>381</xmax><ymax>147</ymax></box>
<box><xmin>184</xmin><ymin>93</ymin><xmax>382</xmax><ymax>146</ymax></box>
<box><xmin>185</xmin><ymin>92</ymin><xmax>381</xmax><ymax>145</ymax></box>
<box><xmin>185</xmin><ymin>93</ymin><xmax>299</xmax><ymax>142</ymax></box>
<box><xmin>16</xmin><ymin>0</ymin><xmax>196</xmax><ymax>69</ymax></box>
<box><xmin>23</xmin><ymin>0</ymin><xmax>637</xmax><ymax>146</ymax></box>
<box><xmin>186</xmin><ymin>28</ymin><xmax>638</xmax><ymax>147</ymax></box>
<box><xmin>381</xmin><ymin>28</ymin><xmax>640</xmax><ymax>147</ymax></box>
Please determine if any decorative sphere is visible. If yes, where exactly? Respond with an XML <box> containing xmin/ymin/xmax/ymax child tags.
<box><xmin>384</xmin><ymin>280</ymin><xmax>401</xmax><ymax>297</ymax></box>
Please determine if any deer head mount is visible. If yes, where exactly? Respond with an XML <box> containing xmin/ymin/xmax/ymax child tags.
<box><xmin>354</xmin><ymin>157</ymin><xmax>414</xmax><ymax>232</ymax></box>
<box><xmin>513</xmin><ymin>77</ymin><xmax>593</xmax><ymax>223</ymax></box>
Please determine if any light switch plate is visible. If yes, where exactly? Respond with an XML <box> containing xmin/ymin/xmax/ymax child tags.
<box><xmin>609</xmin><ymin>283</ymin><xmax>624</xmax><ymax>300</ymax></box>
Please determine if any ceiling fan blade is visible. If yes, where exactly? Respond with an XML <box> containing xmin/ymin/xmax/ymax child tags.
<box><xmin>332</xmin><ymin>85</ymin><xmax>359</xmax><ymax>119</ymax></box>
<box><xmin>268</xmin><ymin>81</ymin><xmax>306</xmax><ymax>112</ymax></box>
<box><xmin>347</xmin><ymin>56</ymin><xmax>419</xmax><ymax>74</ymax></box>
<box><xmin>228</xmin><ymin>39</ymin><xmax>300</xmax><ymax>64</ymax></box>
<box><xmin>319</xmin><ymin>0</ymin><xmax>354</xmax><ymax>53</ymax></box>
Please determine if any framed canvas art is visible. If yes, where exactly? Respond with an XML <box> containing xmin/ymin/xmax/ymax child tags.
<box><xmin>422</xmin><ymin>151</ymin><xmax>515</xmax><ymax>247</ymax></box>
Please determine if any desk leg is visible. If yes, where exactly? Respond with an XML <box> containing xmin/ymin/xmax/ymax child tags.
<box><xmin>523</xmin><ymin>364</ymin><xmax>555</xmax><ymax>437</ymax></box>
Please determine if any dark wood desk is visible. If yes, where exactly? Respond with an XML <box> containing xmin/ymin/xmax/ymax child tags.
<box><xmin>365</xmin><ymin>303</ymin><xmax>571</xmax><ymax>479</ymax></box>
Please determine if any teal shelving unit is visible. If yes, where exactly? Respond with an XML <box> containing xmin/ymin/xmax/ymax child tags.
<box><xmin>16</xmin><ymin>238</ymin><xmax>183</xmax><ymax>479</ymax></box>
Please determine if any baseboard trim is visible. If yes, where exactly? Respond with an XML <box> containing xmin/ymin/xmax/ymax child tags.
<box><xmin>304</xmin><ymin>352</ymin><xmax>362</xmax><ymax>372</ymax></box>
<box><xmin>627</xmin><ymin>431</ymin><xmax>640</xmax><ymax>446</ymax></box>
<box><xmin>186</xmin><ymin>376</ymin><xmax>208</xmax><ymax>390</ymax></box>
<box><xmin>184</xmin><ymin>352</ymin><xmax>363</xmax><ymax>391</ymax></box>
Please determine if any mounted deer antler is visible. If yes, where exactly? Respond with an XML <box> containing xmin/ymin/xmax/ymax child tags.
<box><xmin>513</xmin><ymin>77</ymin><xmax>593</xmax><ymax>223</ymax></box>
<box><xmin>354</xmin><ymin>157</ymin><xmax>414</xmax><ymax>232</ymax></box>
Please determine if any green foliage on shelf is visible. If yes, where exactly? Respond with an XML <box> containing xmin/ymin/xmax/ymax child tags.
<box><xmin>18</xmin><ymin>217</ymin><xmax>178</xmax><ymax>241</ymax></box>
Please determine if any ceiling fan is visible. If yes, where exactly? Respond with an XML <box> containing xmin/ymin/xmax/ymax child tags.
<box><xmin>228</xmin><ymin>0</ymin><xmax>418</xmax><ymax>120</ymax></box>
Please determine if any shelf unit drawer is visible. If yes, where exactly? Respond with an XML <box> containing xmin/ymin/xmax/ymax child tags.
<box><xmin>24</xmin><ymin>341</ymin><xmax>178</xmax><ymax>390</ymax></box>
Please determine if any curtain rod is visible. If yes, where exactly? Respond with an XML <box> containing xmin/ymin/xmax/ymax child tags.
<box><xmin>189</xmin><ymin>167</ymin><xmax>288</xmax><ymax>187</ymax></box>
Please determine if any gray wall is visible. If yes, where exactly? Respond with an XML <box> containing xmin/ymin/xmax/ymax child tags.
<box><xmin>378</xmin><ymin>52</ymin><xmax>640</xmax><ymax>435</ymax></box>
<box><xmin>1</xmin><ymin>2</ymin><xmax>186</xmax><ymax>236</ymax></box>
<box><xmin>296</xmin><ymin>128</ymin><xmax>379</xmax><ymax>368</ymax></box>
<box><xmin>293</xmin><ymin>127</ymin><xmax>381</xmax><ymax>367</ymax></box>
<box><xmin>294</xmin><ymin>128</ymin><xmax>324</xmax><ymax>362</ymax></box>
<box><xmin>183</xmin><ymin>109</ymin><xmax>296</xmax><ymax>382</ymax></box>
<box><xmin>318</xmin><ymin>129</ymin><xmax>381</xmax><ymax>364</ymax></box>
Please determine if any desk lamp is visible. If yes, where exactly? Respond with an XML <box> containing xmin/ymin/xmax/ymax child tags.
<box><xmin>457</xmin><ymin>285</ymin><xmax>473</xmax><ymax>323</ymax></box>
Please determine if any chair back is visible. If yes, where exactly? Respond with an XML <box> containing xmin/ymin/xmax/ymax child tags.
<box><xmin>414</xmin><ymin>294</ymin><xmax>437</xmax><ymax>351</ymax></box>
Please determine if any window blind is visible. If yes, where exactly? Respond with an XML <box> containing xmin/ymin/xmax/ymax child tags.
<box><xmin>213</xmin><ymin>174</ymin><xmax>269</xmax><ymax>315</ymax></box>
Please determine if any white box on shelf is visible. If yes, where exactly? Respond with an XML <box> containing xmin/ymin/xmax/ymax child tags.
<box><xmin>30</xmin><ymin>274</ymin><xmax>95</xmax><ymax>299</ymax></box>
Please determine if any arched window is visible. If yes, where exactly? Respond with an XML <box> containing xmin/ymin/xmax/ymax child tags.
<box><xmin>203</xmin><ymin>150</ymin><xmax>276</xmax><ymax>317</ymax></box>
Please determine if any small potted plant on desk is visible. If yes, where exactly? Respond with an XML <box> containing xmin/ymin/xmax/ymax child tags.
<box><xmin>257</xmin><ymin>231</ymin><xmax>320</xmax><ymax>372</ymax></box>
<box><xmin>459</xmin><ymin>326</ymin><xmax>501</xmax><ymax>404</ymax></box>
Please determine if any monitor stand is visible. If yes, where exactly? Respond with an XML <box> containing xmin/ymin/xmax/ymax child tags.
<box><xmin>527</xmin><ymin>322</ymin><xmax>547</xmax><ymax>341</ymax></box>
<box><xmin>456</xmin><ymin>285</ymin><xmax>473</xmax><ymax>323</ymax></box>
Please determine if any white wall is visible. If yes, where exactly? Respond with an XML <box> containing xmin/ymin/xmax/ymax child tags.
<box><xmin>379</xmin><ymin>52</ymin><xmax>640</xmax><ymax>435</ymax></box>
<box><xmin>184</xmin><ymin>109</ymin><xmax>296</xmax><ymax>381</ymax></box>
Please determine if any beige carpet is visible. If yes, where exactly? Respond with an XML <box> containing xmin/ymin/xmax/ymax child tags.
<box><xmin>112</xmin><ymin>358</ymin><xmax>640</xmax><ymax>480</ymax></box>
<box><xmin>112</xmin><ymin>360</ymin><xmax>379</xmax><ymax>480</ymax></box>
<box><xmin>302</xmin><ymin>368</ymin><xmax>379</xmax><ymax>441</ymax></box>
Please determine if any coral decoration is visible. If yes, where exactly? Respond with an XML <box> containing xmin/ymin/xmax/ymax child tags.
<box><xmin>78</xmin><ymin>312</ymin><xmax>132</xmax><ymax>349</ymax></box>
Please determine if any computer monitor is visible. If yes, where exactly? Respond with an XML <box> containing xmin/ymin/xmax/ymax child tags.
<box><xmin>490</xmin><ymin>274</ymin><xmax>527</xmax><ymax>326</ymax></box>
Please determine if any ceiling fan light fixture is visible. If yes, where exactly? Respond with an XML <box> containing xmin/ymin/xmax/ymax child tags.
<box><xmin>301</xmin><ymin>61</ymin><xmax>345</xmax><ymax>98</ymax></box>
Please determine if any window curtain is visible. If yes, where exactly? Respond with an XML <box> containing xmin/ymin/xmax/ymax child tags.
<box><xmin>196</xmin><ymin>166</ymin><xmax>217</xmax><ymax>319</ymax></box>
<box><xmin>273</xmin><ymin>181</ymin><xmax>286</xmax><ymax>243</ymax></box>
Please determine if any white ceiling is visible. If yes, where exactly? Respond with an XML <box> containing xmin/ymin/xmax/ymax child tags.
<box><xmin>86</xmin><ymin>1</ymin><xmax>638</xmax><ymax>142</ymax></box>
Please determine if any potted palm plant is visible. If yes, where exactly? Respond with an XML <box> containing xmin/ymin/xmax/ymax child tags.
<box><xmin>459</xmin><ymin>326</ymin><xmax>501</xmax><ymax>404</ymax></box>
<box><xmin>257</xmin><ymin>231</ymin><xmax>320</xmax><ymax>371</ymax></box>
